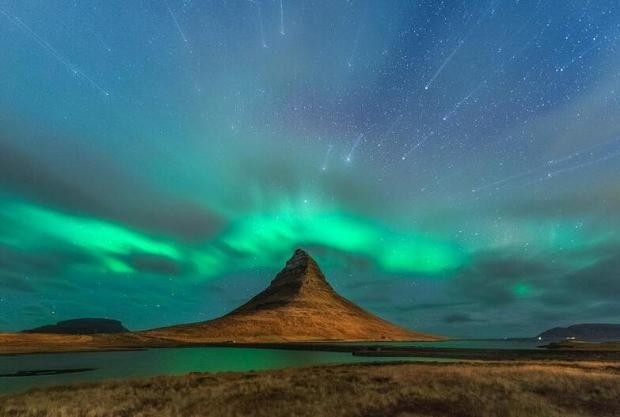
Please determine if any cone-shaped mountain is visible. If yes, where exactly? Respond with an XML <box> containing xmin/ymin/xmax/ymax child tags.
<box><xmin>146</xmin><ymin>249</ymin><xmax>440</xmax><ymax>342</ymax></box>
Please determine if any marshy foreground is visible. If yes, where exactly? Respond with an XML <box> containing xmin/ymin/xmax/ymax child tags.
<box><xmin>2</xmin><ymin>360</ymin><xmax>619</xmax><ymax>417</ymax></box>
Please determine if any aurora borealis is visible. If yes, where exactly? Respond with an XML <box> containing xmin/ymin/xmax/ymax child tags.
<box><xmin>1</xmin><ymin>1</ymin><xmax>619</xmax><ymax>338</ymax></box>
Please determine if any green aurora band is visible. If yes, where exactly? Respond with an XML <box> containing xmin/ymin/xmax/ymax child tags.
<box><xmin>0</xmin><ymin>196</ymin><xmax>466</xmax><ymax>279</ymax></box>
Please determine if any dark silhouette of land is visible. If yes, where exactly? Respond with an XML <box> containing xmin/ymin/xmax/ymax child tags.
<box><xmin>0</xmin><ymin>368</ymin><xmax>95</xmax><ymax>377</ymax></box>
<box><xmin>537</xmin><ymin>323</ymin><xmax>620</xmax><ymax>341</ymax></box>
<box><xmin>22</xmin><ymin>318</ymin><xmax>128</xmax><ymax>335</ymax></box>
<box><xmin>542</xmin><ymin>340</ymin><xmax>620</xmax><ymax>351</ymax></box>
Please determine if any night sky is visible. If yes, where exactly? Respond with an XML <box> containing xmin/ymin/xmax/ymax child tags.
<box><xmin>1</xmin><ymin>1</ymin><xmax>619</xmax><ymax>338</ymax></box>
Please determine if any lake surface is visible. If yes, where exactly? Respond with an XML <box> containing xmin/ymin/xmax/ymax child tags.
<box><xmin>0</xmin><ymin>339</ymin><xmax>539</xmax><ymax>395</ymax></box>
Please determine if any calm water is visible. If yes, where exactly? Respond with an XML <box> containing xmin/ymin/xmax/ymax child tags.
<box><xmin>0</xmin><ymin>339</ymin><xmax>539</xmax><ymax>395</ymax></box>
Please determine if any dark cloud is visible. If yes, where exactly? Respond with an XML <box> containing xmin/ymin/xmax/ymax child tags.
<box><xmin>0</xmin><ymin>242</ymin><xmax>97</xmax><ymax>277</ymax></box>
<box><xmin>434</xmin><ymin>244</ymin><xmax>620</xmax><ymax>337</ymax></box>
<box><xmin>20</xmin><ymin>305</ymin><xmax>49</xmax><ymax>317</ymax></box>
<box><xmin>0</xmin><ymin>141</ymin><xmax>101</xmax><ymax>215</ymax></box>
<box><xmin>392</xmin><ymin>301</ymin><xmax>477</xmax><ymax>313</ymax></box>
<box><xmin>123</xmin><ymin>202</ymin><xmax>224</xmax><ymax>243</ymax></box>
<box><xmin>123</xmin><ymin>253</ymin><xmax>185</xmax><ymax>276</ymax></box>
<box><xmin>40</xmin><ymin>279</ymin><xmax>79</xmax><ymax>292</ymax></box>
<box><xmin>537</xmin><ymin>288</ymin><xmax>576</xmax><ymax>307</ymax></box>
<box><xmin>0</xmin><ymin>272</ymin><xmax>35</xmax><ymax>292</ymax></box>
<box><xmin>443</xmin><ymin>313</ymin><xmax>479</xmax><ymax>324</ymax></box>
<box><xmin>0</xmin><ymin>138</ymin><xmax>223</xmax><ymax>241</ymax></box>
<box><xmin>496</xmin><ymin>184</ymin><xmax>620</xmax><ymax>224</ymax></box>
<box><xmin>315</xmin><ymin>250</ymin><xmax>375</xmax><ymax>277</ymax></box>
<box><xmin>453</xmin><ymin>250</ymin><xmax>561</xmax><ymax>306</ymax></box>
<box><xmin>235</xmin><ymin>151</ymin><xmax>393</xmax><ymax>218</ymax></box>
<box><xmin>566</xmin><ymin>250</ymin><xmax>620</xmax><ymax>299</ymax></box>
<box><xmin>582</xmin><ymin>301</ymin><xmax>620</xmax><ymax>319</ymax></box>
<box><xmin>534</xmin><ymin>243</ymin><xmax>620</xmax><ymax>308</ymax></box>
<box><xmin>211</xmin><ymin>241</ymin><xmax>253</xmax><ymax>259</ymax></box>
<box><xmin>319</xmin><ymin>172</ymin><xmax>393</xmax><ymax>217</ymax></box>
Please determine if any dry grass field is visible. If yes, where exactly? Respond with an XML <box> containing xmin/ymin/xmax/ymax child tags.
<box><xmin>2</xmin><ymin>360</ymin><xmax>619</xmax><ymax>417</ymax></box>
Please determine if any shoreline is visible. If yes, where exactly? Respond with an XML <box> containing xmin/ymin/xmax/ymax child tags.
<box><xmin>2</xmin><ymin>339</ymin><xmax>620</xmax><ymax>361</ymax></box>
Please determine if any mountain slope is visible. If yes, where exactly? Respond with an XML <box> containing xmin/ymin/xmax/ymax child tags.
<box><xmin>145</xmin><ymin>249</ymin><xmax>440</xmax><ymax>342</ymax></box>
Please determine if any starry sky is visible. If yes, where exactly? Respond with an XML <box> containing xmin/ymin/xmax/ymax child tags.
<box><xmin>1</xmin><ymin>0</ymin><xmax>619</xmax><ymax>338</ymax></box>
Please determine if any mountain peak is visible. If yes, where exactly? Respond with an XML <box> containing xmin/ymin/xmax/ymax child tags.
<box><xmin>231</xmin><ymin>249</ymin><xmax>333</xmax><ymax>314</ymax></box>
<box><xmin>147</xmin><ymin>249</ymin><xmax>441</xmax><ymax>342</ymax></box>
<box><xmin>278</xmin><ymin>248</ymin><xmax>315</xmax><ymax>277</ymax></box>
<box><xmin>271</xmin><ymin>248</ymin><xmax>328</xmax><ymax>286</ymax></box>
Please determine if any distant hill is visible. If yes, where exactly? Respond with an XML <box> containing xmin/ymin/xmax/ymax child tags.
<box><xmin>537</xmin><ymin>323</ymin><xmax>620</xmax><ymax>341</ymax></box>
<box><xmin>23</xmin><ymin>318</ymin><xmax>129</xmax><ymax>335</ymax></box>
<box><xmin>145</xmin><ymin>249</ymin><xmax>440</xmax><ymax>342</ymax></box>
